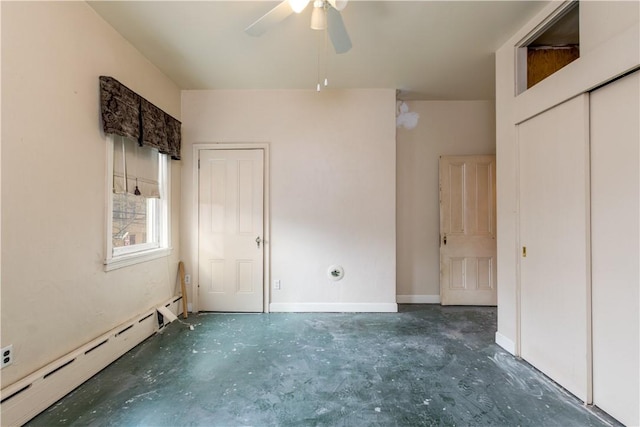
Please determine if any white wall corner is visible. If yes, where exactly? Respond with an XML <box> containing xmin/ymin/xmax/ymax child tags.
<box><xmin>396</xmin><ymin>295</ymin><xmax>441</xmax><ymax>304</ymax></box>
<box><xmin>183</xmin><ymin>91</ymin><xmax>395</xmax><ymax>313</ymax></box>
<box><xmin>495</xmin><ymin>331</ymin><xmax>516</xmax><ymax>356</ymax></box>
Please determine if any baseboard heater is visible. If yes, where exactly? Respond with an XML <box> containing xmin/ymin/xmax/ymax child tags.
<box><xmin>0</xmin><ymin>296</ymin><xmax>184</xmax><ymax>426</ymax></box>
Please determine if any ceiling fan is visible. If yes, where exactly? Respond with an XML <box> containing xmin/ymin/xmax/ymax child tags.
<box><xmin>245</xmin><ymin>0</ymin><xmax>352</xmax><ymax>54</ymax></box>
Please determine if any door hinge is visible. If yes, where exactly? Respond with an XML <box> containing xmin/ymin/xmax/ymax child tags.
<box><xmin>198</xmin><ymin>159</ymin><xmax>200</xmax><ymax>169</ymax></box>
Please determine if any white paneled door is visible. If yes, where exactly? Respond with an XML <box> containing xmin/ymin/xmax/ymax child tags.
<box><xmin>591</xmin><ymin>71</ymin><xmax>639</xmax><ymax>427</ymax></box>
<box><xmin>439</xmin><ymin>155</ymin><xmax>497</xmax><ymax>306</ymax></box>
<box><xmin>518</xmin><ymin>94</ymin><xmax>590</xmax><ymax>403</ymax></box>
<box><xmin>198</xmin><ymin>149</ymin><xmax>264</xmax><ymax>312</ymax></box>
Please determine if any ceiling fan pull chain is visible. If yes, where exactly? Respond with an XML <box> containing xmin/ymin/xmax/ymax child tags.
<box><xmin>324</xmin><ymin>24</ymin><xmax>329</xmax><ymax>87</ymax></box>
<box><xmin>316</xmin><ymin>26</ymin><xmax>322</xmax><ymax>91</ymax></box>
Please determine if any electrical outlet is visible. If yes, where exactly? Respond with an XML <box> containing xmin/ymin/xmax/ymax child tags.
<box><xmin>184</xmin><ymin>274</ymin><xmax>191</xmax><ymax>285</ymax></box>
<box><xmin>1</xmin><ymin>345</ymin><xmax>13</xmax><ymax>368</ymax></box>
<box><xmin>273</xmin><ymin>279</ymin><xmax>281</xmax><ymax>290</ymax></box>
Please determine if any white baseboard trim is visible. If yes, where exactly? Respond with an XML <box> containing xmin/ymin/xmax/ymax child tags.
<box><xmin>495</xmin><ymin>331</ymin><xmax>516</xmax><ymax>355</ymax></box>
<box><xmin>269</xmin><ymin>303</ymin><xmax>398</xmax><ymax>313</ymax></box>
<box><xmin>396</xmin><ymin>294</ymin><xmax>441</xmax><ymax>304</ymax></box>
<box><xmin>0</xmin><ymin>295</ymin><xmax>184</xmax><ymax>427</ymax></box>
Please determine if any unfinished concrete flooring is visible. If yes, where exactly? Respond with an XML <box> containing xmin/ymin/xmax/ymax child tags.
<box><xmin>27</xmin><ymin>305</ymin><xmax>616</xmax><ymax>426</ymax></box>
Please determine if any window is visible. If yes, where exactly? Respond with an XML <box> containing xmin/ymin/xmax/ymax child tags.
<box><xmin>105</xmin><ymin>135</ymin><xmax>170</xmax><ymax>270</ymax></box>
<box><xmin>112</xmin><ymin>193</ymin><xmax>156</xmax><ymax>254</ymax></box>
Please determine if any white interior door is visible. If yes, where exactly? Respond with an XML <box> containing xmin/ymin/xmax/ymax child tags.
<box><xmin>591</xmin><ymin>71</ymin><xmax>639</xmax><ymax>426</ymax></box>
<box><xmin>439</xmin><ymin>155</ymin><xmax>497</xmax><ymax>306</ymax></box>
<box><xmin>518</xmin><ymin>94</ymin><xmax>590</xmax><ymax>402</ymax></box>
<box><xmin>198</xmin><ymin>149</ymin><xmax>264</xmax><ymax>312</ymax></box>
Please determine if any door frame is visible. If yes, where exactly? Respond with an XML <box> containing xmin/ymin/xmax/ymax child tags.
<box><xmin>192</xmin><ymin>143</ymin><xmax>270</xmax><ymax>313</ymax></box>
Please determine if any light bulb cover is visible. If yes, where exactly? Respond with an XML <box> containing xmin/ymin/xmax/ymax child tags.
<box><xmin>310</xmin><ymin>5</ymin><xmax>326</xmax><ymax>30</ymax></box>
<box><xmin>289</xmin><ymin>0</ymin><xmax>310</xmax><ymax>13</ymax></box>
<box><xmin>328</xmin><ymin>0</ymin><xmax>347</xmax><ymax>11</ymax></box>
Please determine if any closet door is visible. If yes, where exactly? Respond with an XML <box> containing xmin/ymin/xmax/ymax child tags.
<box><xmin>518</xmin><ymin>94</ymin><xmax>590</xmax><ymax>402</ymax></box>
<box><xmin>591</xmin><ymin>71</ymin><xmax>639</xmax><ymax>426</ymax></box>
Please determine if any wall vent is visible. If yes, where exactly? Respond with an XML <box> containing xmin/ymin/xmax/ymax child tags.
<box><xmin>84</xmin><ymin>339</ymin><xmax>108</xmax><ymax>356</ymax></box>
<box><xmin>43</xmin><ymin>359</ymin><xmax>76</xmax><ymax>380</ymax></box>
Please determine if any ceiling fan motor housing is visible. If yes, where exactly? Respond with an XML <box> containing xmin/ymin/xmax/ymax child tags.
<box><xmin>246</xmin><ymin>0</ymin><xmax>351</xmax><ymax>55</ymax></box>
<box><xmin>311</xmin><ymin>0</ymin><xmax>347</xmax><ymax>11</ymax></box>
<box><xmin>329</xmin><ymin>0</ymin><xmax>347</xmax><ymax>11</ymax></box>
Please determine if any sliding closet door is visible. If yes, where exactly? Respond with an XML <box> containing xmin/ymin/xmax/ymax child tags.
<box><xmin>518</xmin><ymin>94</ymin><xmax>590</xmax><ymax>402</ymax></box>
<box><xmin>591</xmin><ymin>71</ymin><xmax>639</xmax><ymax>426</ymax></box>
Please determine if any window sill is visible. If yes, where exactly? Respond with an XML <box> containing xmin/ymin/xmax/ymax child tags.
<box><xmin>104</xmin><ymin>247</ymin><xmax>172</xmax><ymax>272</ymax></box>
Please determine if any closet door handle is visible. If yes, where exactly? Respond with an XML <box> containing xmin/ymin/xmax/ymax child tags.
<box><xmin>256</xmin><ymin>236</ymin><xmax>262</xmax><ymax>249</ymax></box>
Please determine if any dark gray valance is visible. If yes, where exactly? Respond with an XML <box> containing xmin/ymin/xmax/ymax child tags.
<box><xmin>99</xmin><ymin>76</ymin><xmax>181</xmax><ymax>160</ymax></box>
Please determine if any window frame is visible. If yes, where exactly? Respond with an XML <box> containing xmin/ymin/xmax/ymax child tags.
<box><xmin>104</xmin><ymin>135</ymin><xmax>171</xmax><ymax>271</ymax></box>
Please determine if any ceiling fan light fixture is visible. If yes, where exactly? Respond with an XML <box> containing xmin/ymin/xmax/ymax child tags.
<box><xmin>310</xmin><ymin>3</ymin><xmax>327</xmax><ymax>30</ymax></box>
<box><xmin>289</xmin><ymin>0</ymin><xmax>310</xmax><ymax>14</ymax></box>
<box><xmin>328</xmin><ymin>0</ymin><xmax>347</xmax><ymax>11</ymax></box>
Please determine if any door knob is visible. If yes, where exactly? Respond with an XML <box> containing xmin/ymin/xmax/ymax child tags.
<box><xmin>256</xmin><ymin>236</ymin><xmax>262</xmax><ymax>249</ymax></box>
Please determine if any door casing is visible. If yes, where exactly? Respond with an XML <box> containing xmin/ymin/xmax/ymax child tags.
<box><xmin>192</xmin><ymin>143</ymin><xmax>270</xmax><ymax>313</ymax></box>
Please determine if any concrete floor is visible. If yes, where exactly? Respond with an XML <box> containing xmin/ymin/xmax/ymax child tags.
<box><xmin>27</xmin><ymin>305</ymin><xmax>618</xmax><ymax>426</ymax></box>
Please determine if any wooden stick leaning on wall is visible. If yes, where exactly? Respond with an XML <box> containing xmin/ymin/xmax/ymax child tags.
<box><xmin>178</xmin><ymin>261</ymin><xmax>188</xmax><ymax>319</ymax></box>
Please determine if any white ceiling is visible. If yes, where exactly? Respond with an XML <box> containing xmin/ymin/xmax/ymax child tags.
<box><xmin>88</xmin><ymin>1</ymin><xmax>548</xmax><ymax>100</ymax></box>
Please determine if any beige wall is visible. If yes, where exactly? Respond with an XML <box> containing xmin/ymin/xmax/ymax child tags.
<box><xmin>396</xmin><ymin>101</ymin><xmax>495</xmax><ymax>301</ymax></box>
<box><xmin>580</xmin><ymin>1</ymin><xmax>639</xmax><ymax>55</ymax></box>
<box><xmin>181</xmin><ymin>89</ymin><xmax>397</xmax><ymax>311</ymax></box>
<box><xmin>1</xmin><ymin>2</ymin><xmax>181</xmax><ymax>388</ymax></box>
<box><xmin>495</xmin><ymin>0</ymin><xmax>639</xmax><ymax>352</ymax></box>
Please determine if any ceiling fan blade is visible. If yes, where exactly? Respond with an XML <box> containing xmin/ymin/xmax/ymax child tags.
<box><xmin>327</xmin><ymin>7</ymin><xmax>352</xmax><ymax>54</ymax></box>
<box><xmin>245</xmin><ymin>1</ymin><xmax>294</xmax><ymax>37</ymax></box>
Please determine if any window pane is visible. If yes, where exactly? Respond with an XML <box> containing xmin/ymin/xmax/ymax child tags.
<box><xmin>112</xmin><ymin>193</ymin><xmax>158</xmax><ymax>249</ymax></box>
